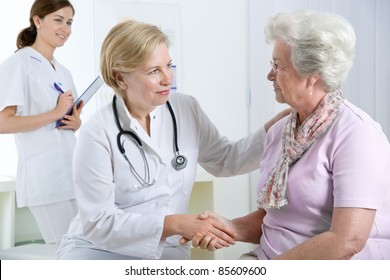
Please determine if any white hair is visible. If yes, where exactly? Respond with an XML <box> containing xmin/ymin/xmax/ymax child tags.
<box><xmin>265</xmin><ymin>9</ymin><xmax>356</xmax><ymax>91</ymax></box>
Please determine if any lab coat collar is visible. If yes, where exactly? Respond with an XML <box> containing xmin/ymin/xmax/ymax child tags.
<box><xmin>116</xmin><ymin>96</ymin><xmax>159</xmax><ymax>131</ymax></box>
<box><xmin>114</xmin><ymin>97</ymin><xmax>166</xmax><ymax>164</ymax></box>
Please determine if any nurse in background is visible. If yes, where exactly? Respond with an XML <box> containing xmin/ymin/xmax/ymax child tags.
<box><xmin>0</xmin><ymin>0</ymin><xmax>82</xmax><ymax>244</ymax></box>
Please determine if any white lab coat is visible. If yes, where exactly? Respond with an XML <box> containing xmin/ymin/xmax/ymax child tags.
<box><xmin>0</xmin><ymin>47</ymin><xmax>78</xmax><ymax>207</ymax></box>
<box><xmin>57</xmin><ymin>93</ymin><xmax>265</xmax><ymax>259</ymax></box>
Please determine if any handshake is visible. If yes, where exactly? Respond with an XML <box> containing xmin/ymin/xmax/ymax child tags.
<box><xmin>178</xmin><ymin>211</ymin><xmax>237</xmax><ymax>251</ymax></box>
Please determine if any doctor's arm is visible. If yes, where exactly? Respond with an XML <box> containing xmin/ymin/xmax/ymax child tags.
<box><xmin>264</xmin><ymin>108</ymin><xmax>291</xmax><ymax>132</ymax></box>
<box><xmin>0</xmin><ymin>92</ymin><xmax>75</xmax><ymax>133</ymax></box>
<box><xmin>197</xmin><ymin>106</ymin><xmax>290</xmax><ymax>177</ymax></box>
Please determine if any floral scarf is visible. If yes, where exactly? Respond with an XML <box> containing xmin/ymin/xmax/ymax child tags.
<box><xmin>257</xmin><ymin>90</ymin><xmax>345</xmax><ymax>209</ymax></box>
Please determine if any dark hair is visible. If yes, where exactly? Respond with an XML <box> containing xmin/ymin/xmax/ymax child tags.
<box><xmin>16</xmin><ymin>0</ymin><xmax>75</xmax><ymax>49</ymax></box>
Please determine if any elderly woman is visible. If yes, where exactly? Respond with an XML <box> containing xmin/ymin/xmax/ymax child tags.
<box><xmin>190</xmin><ymin>9</ymin><xmax>390</xmax><ymax>259</ymax></box>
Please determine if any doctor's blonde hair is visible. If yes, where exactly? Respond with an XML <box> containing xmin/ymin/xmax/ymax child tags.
<box><xmin>100</xmin><ymin>19</ymin><xmax>169</xmax><ymax>97</ymax></box>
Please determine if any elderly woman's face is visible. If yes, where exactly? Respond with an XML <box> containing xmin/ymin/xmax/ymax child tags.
<box><xmin>267</xmin><ymin>40</ymin><xmax>309</xmax><ymax>108</ymax></box>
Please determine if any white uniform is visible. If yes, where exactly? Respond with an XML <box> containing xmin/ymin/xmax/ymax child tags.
<box><xmin>57</xmin><ymin>93</ymin><xmax>266</xmax><ymax>259</ymax></box>
<box><xmin>0</xmin><ymin>47</ymin><xmax>78</xmax><ymax>208</ymax></box>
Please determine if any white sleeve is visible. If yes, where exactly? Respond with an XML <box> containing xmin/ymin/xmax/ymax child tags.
<box><xmin>0</xmin><ymin>55</ymin><xmax>26</xmax><ymax>111</ymax></box>
<box><xmin>190</xmin><ymin>96</ymin><xmax>266</xmax><ymax>176</ymax></box>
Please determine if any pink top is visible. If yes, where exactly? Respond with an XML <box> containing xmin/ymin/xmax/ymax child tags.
<box><xmin>253</xmin><ymin>100</ymin><xmax>390</xmax><ymax>259</ymax></box>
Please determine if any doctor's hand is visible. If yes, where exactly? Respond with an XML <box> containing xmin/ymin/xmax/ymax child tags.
<box><xmin>264</xmin><ymin>107</ymin><xmax>292</xmax><ymax>132</ymax></box>
<box><xmin>163</xmin><ymin>213</ymin><xmax>236</xmax><ymax>250</ymax></box>
<box><xmin>57</xmin><ymin>101</ymin><xmax>84</xmax><ymax>131</ymax></box>
<box><xmin>178</xmin><ymin>211</ymin><xmax>236</xmax><ymax>251</ymax></box>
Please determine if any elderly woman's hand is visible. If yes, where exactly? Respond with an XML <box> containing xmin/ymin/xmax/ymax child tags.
<box><xmin>179</xmin><ymin>211</ymin><xmax>236</xmax><ymax>251</ymax></box>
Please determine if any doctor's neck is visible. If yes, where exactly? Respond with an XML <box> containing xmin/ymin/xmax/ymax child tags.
<box><xmin>124</xmin><ymin>98</ymin><xmax>153</xmax><ymax>136</ymax></box>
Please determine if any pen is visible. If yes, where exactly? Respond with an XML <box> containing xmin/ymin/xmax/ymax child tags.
<box><xmin>54</xmin><ymin>82</ymin><xmax>64</xmax><ymax>94</ymax></box>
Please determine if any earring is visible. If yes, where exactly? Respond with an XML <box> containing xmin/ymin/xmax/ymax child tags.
<box><xmin>36</xmin><ymin>25</ymin><xmax>40</xmax><ymax>29</ymax></box>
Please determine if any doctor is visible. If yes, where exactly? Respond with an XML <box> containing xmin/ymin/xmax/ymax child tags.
<box><xmin>56</xmin><ymin>19</ymin><xmax>287</xmax><ymax>260</ymax></box>
<box><xmin>0</xmin><ymin>0</ymin><xmax>81</xmax><ymax>244</ymax></box>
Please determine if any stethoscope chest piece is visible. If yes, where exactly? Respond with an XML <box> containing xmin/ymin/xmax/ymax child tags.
<box><xmin>172</xmin><ymin>154</ymin><xmax>187</xmax><ymax>170</ymax></box>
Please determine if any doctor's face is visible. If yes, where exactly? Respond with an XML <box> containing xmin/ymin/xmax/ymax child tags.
<box><xmin>34</xmin><ymin>7</ymin><xmax>73</xmax><ymax>49</ymax></box>
<box><xmin>119</xmin><ymin>43</ymin><xmax>174</xmax><ymax>115</ymax></box>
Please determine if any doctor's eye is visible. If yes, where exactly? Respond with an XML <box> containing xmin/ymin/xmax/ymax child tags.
<box><xmin>148</xmin><ymin>69</ymin><xmax>159</xmax><ymax>75</ymax></box>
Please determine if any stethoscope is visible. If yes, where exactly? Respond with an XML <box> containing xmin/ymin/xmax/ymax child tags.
<box><xmin>112</xmin><ymin>95</ymin><xmax>187</xmax><ymax>188</ymax></box>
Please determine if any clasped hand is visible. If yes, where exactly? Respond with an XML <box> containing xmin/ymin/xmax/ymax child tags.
<box><xmin>179</xmin><ymin>211</ymin><xmax>235</xmax><ymax>251</ymax></box>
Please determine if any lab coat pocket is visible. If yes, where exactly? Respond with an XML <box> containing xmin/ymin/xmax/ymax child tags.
<box><xmin>177</xmin><ymin>148</ymin><xmax>198</xmax><ymax>198</ymax></box>
<box><xmin>23</xmin><ymin>148</ymin><xmax>73</xmax><ymax>202</ymax></box>
<box><xmin>15</xmin><ymin>130</ymin><xmax>76</xmax><ymax>205</ymax></box>
<box><xmin>19</xmin><ymin>130</ymin><xmax>75</xmax><ymax>160</ymax></box>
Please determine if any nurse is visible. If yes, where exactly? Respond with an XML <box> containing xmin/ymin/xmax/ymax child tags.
<box><xmin>56</xmin><ymin>19</ymin><xmax>288</xmax><ymax>259</ymax></box>
<box><xmin>0</xmin><ymin>0</ymin><xmax>81</xmax><ymax>244</ymax></box>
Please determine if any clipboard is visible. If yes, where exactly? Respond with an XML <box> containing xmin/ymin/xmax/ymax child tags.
<box><xmin>56</xmin><ymin>76</ymin><xmax>104</xmax><ymax>127</ymax></box>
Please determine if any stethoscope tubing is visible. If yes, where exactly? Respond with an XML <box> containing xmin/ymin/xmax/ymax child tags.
<box><xmin>112</xmin><ymin>95</ymin><xmax>187</xmax><ymax>188</ymax></box>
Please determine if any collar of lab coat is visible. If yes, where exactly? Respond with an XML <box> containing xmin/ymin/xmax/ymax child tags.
<box><xmin>116</xmin><ymin>96</ymin><xmax>159</xmax><ymax>131</ymax></box>
<box><xmin>114</xmin><ymin>96</ymin><xmax>165</xmax><ymax>161</ymax></box>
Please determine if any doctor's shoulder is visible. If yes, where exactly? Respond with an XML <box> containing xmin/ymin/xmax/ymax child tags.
<box><xmin>168</xmin><ymin>92</ymin><xmax>203</xmax><ymax>112</ymax></box>
<box><xmin>79</xmin><ymin>102</ymin><xmax>113</xmax><ymax>133</ymax></box>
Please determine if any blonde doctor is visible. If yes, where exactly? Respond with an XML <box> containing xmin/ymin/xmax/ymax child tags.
<box><xmin>0</xmin><ymin>0</ymin><xmax>82</xmax><ymax>244</ymax></box>
<box><xmin>56</xmin><ymin>19</ymin><xmax>287</xmax><ymax>259</ymax></box>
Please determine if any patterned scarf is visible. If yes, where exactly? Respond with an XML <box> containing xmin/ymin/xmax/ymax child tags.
<box><xmin>257</xmin><ymin>90</ymin><xmax>345</xmax><ymax>209</ymax></box>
